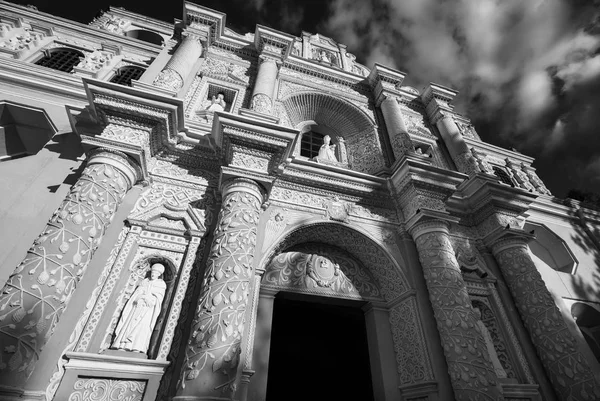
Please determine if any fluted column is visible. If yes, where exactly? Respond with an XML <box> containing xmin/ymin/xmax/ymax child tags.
<box><xmin>153</xmin><ymin>32</ymin><xmax>204</xmax><ymax>92</ymax></box>
<box><xmin>0</xmin><ymin>150</ymin><xmax>139</xmax><ymax>385</ymax></box>
<box><xmin>380</xmin><ymin>95</ymin><xmax>414</xmax><ymax>161</ymax></box>
<box><xmin>250</xmin><ymin>57</ymin><xmax>279</xmax><ymax>114</ymax></box>
<box><xmin>177</xmin><ymin>178</ymin><xmax>265</xmax><ymax>400</ymax></box>
<box><xmin>490</xmin><ymin>236</ymin><xmax>600</xmax><ymax>401</ymax></box>
<box><xmin>409</xmin><ymin>220</ymin><xmax>502</xmax><ymax>401</ymax></box>
<box><xmin>434</xmin><ymin>113</ymin><xmax>479</xmax><ymax>176</ymax></box>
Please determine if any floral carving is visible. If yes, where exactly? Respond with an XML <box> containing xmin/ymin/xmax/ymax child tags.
<box><xmin>494</xmin><ymin>243</ymin><xmax>600</xmax><ymax>400</ymax></box>
<box><xmin>471</xmin><ymin>299</ymin><xmax>517</xmax><ymax>379</ymax></box>
<box><xmin>0</xmin><ymin>159</ymin><xmax>130</xmax><ymax>379</ymax></box>
<box><xmin>251</xmin><ymin>93</ymin><xmax>272</xmax><ymax>114</ymax></box>
<box><xmin>68</xmin><ymin>378</ymin><xmax>145</xmax><ymax>401</ymax></box>
<box><xmin>414</xmin><ymin>230</ymin><xmax>501</xmax><ymax>400</ymax></box>
<box><xmin>154</xmin><ymin>68</ymin><xmax>184</xmax><ymax>91</ymax></box>
<box><xmin>181</xmin><ymin>182</ymin><xmax>263</xmax><ymax>397</ymax></box>
<box><xmin>389</xmin><ymin>297</ymin><xmax>433</xmax><ymax>384</ymax></box>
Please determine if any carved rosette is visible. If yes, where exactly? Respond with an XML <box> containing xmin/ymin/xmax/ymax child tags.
<box><xmin>412</xmin><ymin>223</ymin><xmax>501</xmax><ymax>400</ymax></box>
<box><xmin>250</xmin><ymin>93</ymin><xmax>272</xmax><ymax>114</ymax></box>
<box><xmin>153</xmin><ymin>68</ymin><xmax>184</xmax><ymax>91</ymax></box>
<box><xmin>492</xmin><ymin>241</ymin><xmax>600</xmax><ymax>401</ymax></box>
<box><xmin>180</xmin><ymin>178</ymin><xmax>264</xmax><ymax>398</ymax></box>
<box><xmin>0</xmin><ymin>151</ymin><xmax>138</xmax><ymax>382</ymax></box>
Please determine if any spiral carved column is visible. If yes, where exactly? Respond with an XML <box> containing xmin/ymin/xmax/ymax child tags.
<box><xmin>177</xmin><ymin>178</ymin><xmax>265</xmax><ymax>400</ymax></box>
<box><xmin>491</xmin><ymin>237</ymin><xmax>600</xmax><ymax>401</ymax></box>
<box><xmin>410</xmin><ymin>220</ymin><xmax>502</xmax><ymax>401</ymax></box>
<box><xmin>0</xmin><ymin>150</ymin><xmax>139</xmax><ymax>385</ymax></box>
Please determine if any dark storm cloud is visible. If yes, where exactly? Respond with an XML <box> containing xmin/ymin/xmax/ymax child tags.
<box><xmin>325</xmin><ymin>0</ymin><xmax>600</xmax><ymax>196</ymax></box>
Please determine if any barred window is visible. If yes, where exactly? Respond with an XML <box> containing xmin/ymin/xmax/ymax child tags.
<box><xmin>301</xmin><ymin>131</ymin><xmax>325</xmax><ymax>159</ymax></box>
<box><xmin>493</xmin><ymin>166</ymin><xmax>514</xmax><ymax>186</ymax></box>
<box><xmin>110</xmin><ymin>66</ymin><xmax>146</xmax><ymax>86</ymax></box>
<box><xmin>34</xmin><ymin>48</ymin><xmax>83</xmax><ymax>73</ymax></box>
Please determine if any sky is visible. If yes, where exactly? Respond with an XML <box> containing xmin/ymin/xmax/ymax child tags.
<box><xmin>11</xmin><ymin>0</ymin><xmax>600</xmax><ymax>197</ymax></box>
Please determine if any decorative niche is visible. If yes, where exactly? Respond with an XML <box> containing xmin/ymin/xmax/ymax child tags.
<box><xmin>194</xmin><ymin>83</ymin><xmax>239</xmax><ymax>122</ymax></box>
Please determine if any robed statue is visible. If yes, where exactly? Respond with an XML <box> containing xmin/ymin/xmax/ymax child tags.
<box><xmin>207</xmin><ymin>92</ymin><xmax>227</xmax><ymax>112</ymax></box>
<box><xmin>112</xmin><ymin>263</ymin><xmax>167</xmax><ymax>353</ymax></box>
<box><xmin>473</xmin><ymin>307</ymin><xmax>507</xmax><ymax>378</ymax></box>
<box><xmin>315</xmin><ymin>135</ymin><xmax>338</xmax><ymax>163</ymax></box>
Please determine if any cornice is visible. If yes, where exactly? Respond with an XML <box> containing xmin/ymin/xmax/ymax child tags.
<box><xmin>465</xmin><ymin>138</ymin><xmax>534</xmax><ymax>165</ymax></box>
<box><xmin>390</xmin><ymin>157</ymin><xmax>466</xmax><ymax>192</ymax></box>
<box><xmin>446</xmin><ymin>174</ymin><xmax>536</xmax><ymax>221</ymax></box>
<box><xmin>0</xmin><ymin>1</ymin><xmax>165</xmax><ymax>54</ymax></box>
<box><xmin>281</xmin><ymin>58</ymin><xmax>370</xmax><ymax>92</ymax></box>
<box><xmin>280</xmin><ymin>159</ymin><xmax>389</xmax><ymax>199</ymax></box>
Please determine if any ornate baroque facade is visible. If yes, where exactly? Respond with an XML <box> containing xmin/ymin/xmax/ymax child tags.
<box><xmin>1</xmin><ymin>2</ymin><xmax>600</xmax><ymax>401</ymax></box>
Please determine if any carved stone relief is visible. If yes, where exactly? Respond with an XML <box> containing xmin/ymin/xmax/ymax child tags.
<box><xmin>77</xmin><ymin>50</ymin><xmax>113</xmax><ymax>72</ymax></box>
<box><xmin>262</xmin><ymin>244</ymin><xmax>381</xmax><ymax>300</ymax></box>
<box><xmin>414</xmin><ymin>230</ymin><xmax>501</xmax><ymax>400</ymax></box>
<box><xmin>268</xmin><ymin>223</ymin><xmax>407</xmax><ymax>302</ymax></box>
<box><xmin>0</xmin><ymin>161</ymin><xmax>130</xmax><ymax>378</ymax></box>
<box><xmin>182</xmin><ymin>185</ymin><xmax>263</xmax><ymax>396</ymax></box>
<box><xmin>68</xmin><ymin>378</ymin><xmax>145</xmax><ymax>401</ymax></box>
<box><xmin>389</xmin><ymin>297</ymin><xmax>434</xmax><ymax>384</ymax></box>
<box><xmin>494</xmin><ymin>243</ymin><xmax>600</xmax><ymax>400</ymax></box>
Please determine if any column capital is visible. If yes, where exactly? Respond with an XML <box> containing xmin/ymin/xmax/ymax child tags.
<box><xmin>483</xmin><ymin>226</ymin><xmax>534</xmax><ymax>255</ymax></box>
<box><xmin>406</xmin><ymin>210</ymin><xmax>458</xmax><ymax>240</ymax></box>
<box><xmin>87</xmin><ymin>148</ymin><xmax>141</xmax><ymax>189</ymax></box>
<box><xmin>221</xmin><ymin>177</ymin><xmax>266</xmax><ymax>204</ymax></box>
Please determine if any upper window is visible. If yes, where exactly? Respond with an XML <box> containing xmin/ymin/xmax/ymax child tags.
<box><xmin>110</xmin><ymin>66</ymin><xmax>146</xmax><ymax>86</ymax></box>
<box><xmin>35</xmin><ymin>48</ymin><xmax>84</xmax><ymax>73</ymax></box>
<box><xmin>125</xmin><ymin>29</ymin><xmax>164</xmax><ymax>46</ymax></box>
<box><xmin>300</xmin><ymin>131</ymin><xmax>324</xmax><ymax>159</ymax></box>
<box><xmin>524</xmin><ymin>222</ymin><xmax>578</xmax><ymax>274</ymax></box>
<box><xmin>493</xmin><ymin>166</ymin><xmax>514</xmax><ymax>186</ymax></box>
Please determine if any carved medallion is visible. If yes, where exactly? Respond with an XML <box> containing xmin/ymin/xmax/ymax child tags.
<box><xmin>323</xmin><ymin>196</ymin><xmax>352</xmax><ymax>223</ymax></box>
<box><xmin>306</xmin><ymin>254</ymin><xmax>340</xmax><ymax>288</ymax></box>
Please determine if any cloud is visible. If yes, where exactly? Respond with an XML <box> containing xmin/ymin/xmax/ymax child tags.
<box><xmin>324</xmin><ymin>0</ymin><xmax>600</xmax><ymax>195</ymax></box>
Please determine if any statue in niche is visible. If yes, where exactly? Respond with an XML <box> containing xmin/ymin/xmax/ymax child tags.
<box><xmin>473</xmin><ymin>307</ymin><xmax>508</xmax><ymax>379</ymax></box>
<box><xmin>315</xmin><ymin>135</ymin><xmax>338</xmax><ymax>163</ymax></box>
<box><xmin>112</xmin><ymin>263</ymin><xmax>167</xmax><ymax>353</ymax></box>
<box><xmin>207</xmin><ymin>92</ymin><xmax>227</xmax><ymax>112</ymax></box>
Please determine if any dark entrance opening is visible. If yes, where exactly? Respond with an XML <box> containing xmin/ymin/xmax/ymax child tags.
<box><xmin>265</xmin><ymin>293</ymin><xmax>374</xmax><ymax>401</ymax></box>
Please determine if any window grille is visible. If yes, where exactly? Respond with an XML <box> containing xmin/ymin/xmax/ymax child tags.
<box><xmin>34</xmin><ymin>48</ymin><xmax>84</xmax><ymax>73</ymax></box>
<box><xmin>300</xmin><ymin>131</ymin><xmax>325</xmax><ymax>159</ymax></box>
<box><xmin>110</xmin><ymin>66</ymin><xmax>146</xmax><ymax>86</ymax></box>
<box><xmin>493</xmin><ymin>166</ymin><xmax>514</xmax><ymax>186</ymax></box>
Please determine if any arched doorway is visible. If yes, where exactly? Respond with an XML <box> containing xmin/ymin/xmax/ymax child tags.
<box><xmin>248</xmin><ymin>232</ymin><xmax>427</xmax><ymax>401</ymax></box>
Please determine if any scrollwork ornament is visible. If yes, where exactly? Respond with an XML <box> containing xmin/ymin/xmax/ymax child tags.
<box><xmin>414</xmin><ymin>230</ymin><xmax>501</xmax><ymax>400</ymax></box>
<box><xmin>0</xmin><ymin>158</ymin><xmax>132</xmax><ymax>380</ymax></box>
<box><xmin>493</xmin><ymin>243</ymin><xmax>600</xmax><ymax>400</ymax></box>
<box><xmin>181</xmin><ymin>182</ymin><xmax>263</xmax><ymax>398</ymax></box>
<box><xmin>153</xmin><ymin>68</ymin><xmax>184</xmax><ymax>91</ymax></box>
<box><xmin>250</xmin><ymin>93</ymin><xmax>272</xmax><ymax>114</ymax></box>
<box><xmin>68</xmin><ymin>378</ymin><xmax>145</xmax><ymax>401</ymax></box>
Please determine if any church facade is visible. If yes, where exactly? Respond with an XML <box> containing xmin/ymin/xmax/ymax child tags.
<box><xmin>1</xmin><ymin>1</ymin><xmax>600</xmax><ymax>400</ymax></box>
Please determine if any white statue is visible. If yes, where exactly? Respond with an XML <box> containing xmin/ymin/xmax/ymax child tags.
<box><xmin>315</xmin><ymin>135</ymin><xmax>338</xmax><ymax>163</ymax></box>
<box><xmin>112</xmin><ymin>263</ymin><xmax>167</xmax><ymax>353</ymax></box>
<box><xmin>207</xmin><ymin>93</ymin><xmax>226</xmax><ymax>112</ymax></box>
<box><xmin>474</xmin><ymin>307</ymin><xmax>507</xmax><ymax>378</ymax></box>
